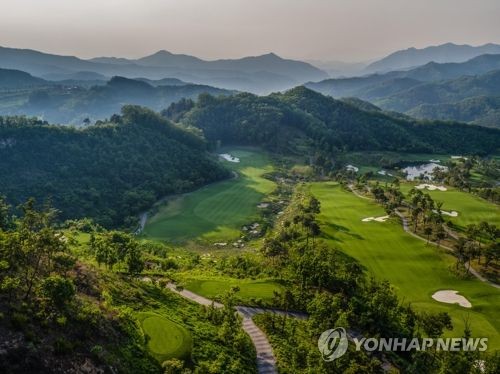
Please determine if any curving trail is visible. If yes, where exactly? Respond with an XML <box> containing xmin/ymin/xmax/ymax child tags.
<box><xmin>393</xmin><ymin>211</ymin><xmax>500</xmax><ymax>289</ymax></box>
<box><xmin>166</xmin><ymin>283</ymin><xmax>307</xmax><ymax>374</ymax></box>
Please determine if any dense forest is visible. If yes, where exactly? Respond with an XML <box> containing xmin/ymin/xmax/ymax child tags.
<box><xmin>169</xmin><ymin>86</ymin><xmax>500</xmax><ymax>154</ymax></box>
<box><xmin>0</xmin><ymin>106</ymin><xmax>230</xmax><ymax>227</ymax></box>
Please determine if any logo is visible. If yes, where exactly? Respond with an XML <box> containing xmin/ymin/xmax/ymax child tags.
<box><xmin>318</xmin><ymin>327</ymin><xmax>348</xmax><ymax>361</ymax></box>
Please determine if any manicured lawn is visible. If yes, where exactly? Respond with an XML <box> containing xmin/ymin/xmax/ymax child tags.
<box><xmin>181</xmin><ymin>276</ymin><xmax>284</xmax><ymax>304</ymax></box>
<box><xmin>311</xmin><ymin>182</ymin><xmax>500</xmax><ymax>349</ymax></box>
<box><xmin>137</xmin><ymin>312</ymin><xmax>192</xmax><ymax>361</ymax></box>
<box><xmin>399</xmin><ymin>183</ymin><xmax>499</xmax><ymax>229</ymax></box>
<box><xmin>143</xmin><ymin>147</ymin><xmax>275</xmax><ymax>243</ymax></box>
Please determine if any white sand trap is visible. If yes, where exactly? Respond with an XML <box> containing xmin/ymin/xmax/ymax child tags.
<box><xmin>451</xmin><ymin>155</ymin><xmax>468</xmax><ymax>160</ymax></box>
<box><xmin>377</xmin><ymin>170</ymin><xmax>393</xmax><ymax>176</ymax></box>
<box><xmin>433</xmin><ymin>209</ymin><xmax>458</xmax><ymax>217</ymax></box>
<box><xmin>257</xmin><ymin>203</ymin><xmax>269</xmax><ymax>208</ymax></box>
<box><xmin>429</xmin><ymin>159</ymin><xmax>441</xmax><ymax>163</ymax></box>
<box><xmin>415</xmin><ymin>183</ymin><xmax>447</xmax><ymax>191</ymax></box>
<box><xmin>362</xmin><ymin>215</ymin><xmax>389</xmax><ymax>222</ymax></box>
<box><xmin>219</xmin><ymin>153</ymin><xmax>240</xmax><ymax>162</ymax></box>
<box><xmin>346</xmin><ymin>164</ymin><xmax>359</xmax><ymax>172</ymax></box>
<box><xmin>432</xmin><ymin>290</ymin><xmax>471</xmax><ymax>308</ymax></box>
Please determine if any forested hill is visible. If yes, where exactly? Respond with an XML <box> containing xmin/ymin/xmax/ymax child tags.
<box><xmin>169</xmin><ymin>86</ymin><xmax>500</xmax><ymax>155</ymax></box>
<box><xmin>1</xmin><ymin>76</ymin><xmax>233</xmax><ymax>125</ymax></box>
<box><xmin>0</xmin><ymin>106</ymin><xmax>230</xmax><ymax>227</ymax></box>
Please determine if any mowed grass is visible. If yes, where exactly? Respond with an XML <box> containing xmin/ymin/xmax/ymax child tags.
<box><xmin>399</xmin><ymin>183</ymin><xmax>499</xmax><ymax>230</ymax></box>
<box><xmin>143</xmin><ymin>148</ymin><xmax>275</xmax><ymax>243</ymax></box>
<box><xmin>311</xmin><ymin>182</ymin><xmax>500</xmax><ymax>349</ymax></box>
<box><xmin>181</xmin><ymin>276</ymin><xmax>284</xmax><ymax>304</ymax></box>
<box><xmin>137</xmin><ymin>312</ymin><xmax>192</xmax><ymax>361</ymax></box>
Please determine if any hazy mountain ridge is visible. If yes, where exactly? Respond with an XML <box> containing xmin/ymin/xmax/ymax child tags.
<box><xmin>0</xmin><ymin>46</ymin><xmax>327</xmax><ymax>93</ymax></box>
<box><xmin>0</xmin><ymin>68</ymin><xmax>48</xmax><ymax>88</ymax></box>
<box><xmin>365</xmin><ymin>42</ymin><xmax>500</xmax><ymax>73</ymax></box>
<box><xmin>0</xmin><ymin>74</ymin><xmax>233</xmax><ymax>124</ymax></box>
<box><xmin>306</xmin><ymin>54</ymin><xmax>500</xmax><ymax>128</ymax></box>
<box><xmin>378</xmin><ymin>69</ymin><xmax>500</xmax><ymax>112</ymax></box>
<box><xmin>407</xmin><ymin>95</ymin><xmax>500</xmax><ymax>128</ymax></box>
<box><xmin>307</xmin><ymin>54</ymin><xmax>500</xmax><ymax>99</ymax></box>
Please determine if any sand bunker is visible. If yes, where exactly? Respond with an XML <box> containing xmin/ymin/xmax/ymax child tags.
<box><xmin>257</xmin><ymin>203</ymin><xmax>269</xmax><ymax>208</ymax></box>
<box><xmin>415</xmin><ymin>184</ymin><xmax>447</xmax><ymax>191</ymax></box>
<box><xmin>433</xmin><ymin>209</ymin><xmax>458</xmax><ymax>217</ymax></box>
<box><xmin>346</xmin><ymin>164</ymin><xmax>359</xmax><ymax>172</ymax></box>
<box><xmin>219</xmin><ymin>153</ymin><xmax>240</xmax><ymax>162</ymax></box>
<box><xmin>429</xmin><ymin>159</ymin><xmax>441</xmax><ymax>163</ymax></box>
<box><xmin>432</xmin><ymin>290</ymin><xmax>471</xmax><ymax>308</ymax></box>
<box><xmin>362</xmin><ymin>215</ymin><xmax>389</xmax><ymax>222</ymax></box>
<box><xmin>451</xmin><ymin>156</ymin><xmax>468</xmax><ymax>160</ymax></box>
<box><xmin>377</xmin><ymin>170</ymin><xmax>393</xmax><ymax>176</ymax></box>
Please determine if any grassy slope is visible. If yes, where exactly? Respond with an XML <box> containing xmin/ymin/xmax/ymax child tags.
<box><xmin>399</xmin><ymin>183</ymin><xmax>500</xmax><ymax>229</ymax></box>
<box><xmin>143</xmin><ymin>148</ymin><xmax>275</xmax><ymax>243</ymax></box>
<box><xmin>180</xmin><ymin>276</ymin><xmax>284</xmax><ymax>304</ymax></box>
<box><xmin>311</xmin><ymin>182</ymin><xmax>500</xmax><ymax>349</ymax></box>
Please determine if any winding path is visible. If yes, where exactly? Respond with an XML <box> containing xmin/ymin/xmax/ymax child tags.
<box><xmin>166</xmin><ymin>283</ymin><xmax>306</xmax><ymax>374</ymax></box>
<box><xmin>394</xmin><ymin>210</ymin><xmax>500</xmax><ymax>289</ymax></box>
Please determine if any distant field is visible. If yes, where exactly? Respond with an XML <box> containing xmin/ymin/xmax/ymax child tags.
<box><xmin>180</xmin><ymin>276</ymin><xmax>284</xmax><ymax>304</ymax></box>
<box><xmin>399</xmin><ymin>183</ymin><xmax>499</xmax><ymax>230</ymax></box>
<box><xmin>143</xmin><ymin>147</ymin><xmax>275</xmax><ymax>243</ymax></box>
<box><xmin>311</xmin><ymin>182</ymin><xmax>500</xmax><ymax>349</ymax></box>
<box><xmin>136</xmin><ymin>312</ymin><xmax>192</xmax><ymax>361</ymax></box>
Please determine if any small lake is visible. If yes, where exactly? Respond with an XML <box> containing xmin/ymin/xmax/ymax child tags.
<box><xmin>402</xmin><ymin>162</ymin><xmax>448</xmax><ymax>181</ymax></box>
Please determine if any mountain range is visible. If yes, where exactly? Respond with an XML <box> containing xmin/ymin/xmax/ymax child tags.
<box><xmin>306</xmin><ymin>54</ymin><xmax>500</xmax><ymax>128</ymax></box>
<box><xmin>0</xmin><ymin>46</ymin><xmax>327</xmax><ymax>94</ymax></box>
<box><xmin>364</xmin><ymin>42</ymin><xmax>500</xmax><ymax>74</ymax></box>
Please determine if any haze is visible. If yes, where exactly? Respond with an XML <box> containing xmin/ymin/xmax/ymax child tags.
<box><xmin>1</xmin><ymin>0</ymin><xmax>500</xmax><ymax>61</ymax></box>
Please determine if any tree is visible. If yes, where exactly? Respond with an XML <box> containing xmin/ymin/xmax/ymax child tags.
<box><xmin>434</xmin><ymin>226</ymin><xmax>446</xmax><ymax>248</ymax></box>
<box><xmin>40</xmin><ymin>275</ymin><xmax>75</xmax><ymax>310</ymax></box>
<box><xmin>423</xmin><ymin>225</ymin><xmax>433</xmax><ymax>244</ymax></box>
<box><xmin>126</xmin><ymin>245</ymin><xmax>144</xmax><ymax>275</ymax></box>
<box><xmin>0</xmin><ymin>196</ymin><xmax>11</xmax><ymax>231</ymax></box>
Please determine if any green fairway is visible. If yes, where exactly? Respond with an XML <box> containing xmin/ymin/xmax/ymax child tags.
<box><xmin>399</xmin><ymin>183</ymin><xmax>499</xmax><ymax>230</ymax></box>
<box><xmin>181</xmin><ymin>276</ymin><xmax>284</xmax><ymax>304</ymax></box>
<box><xmin>143</xmin><ymin>147</ymin><xmax>275</xmax><ymax>243</ymax></box>
<box><xmin>311</xmin><ymin>182</ymin><xmax>500</xmax><ymax>349</ymax></box>
<box><xmin>137</xmin><ymin>312</ymin><xmax>192</xmax><ymax>361</ymax></box>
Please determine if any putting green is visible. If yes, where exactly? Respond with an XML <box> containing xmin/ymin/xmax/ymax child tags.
<box><xmin>400</xmin><ymin>183</ymin><xmax>499</xmax><ymax>230</ymax></box>
<box><xmin>181</xmin><ymin>277</ymin><xmax>284</xmax><ymax>303</ymax></box>
<box><xmin>137</xmin><ymin>313</ymin><xmax>192</xmax><ymax>361</ymax></box>
<box><xmin>311</xmin><ymin>182</ymin><xmax>500</xmax><ymax>349</ymax></box>
<box><xmin>143</xmin><ymin>148</ymin><xmax>274</xmax><ymax>243</ymax></box>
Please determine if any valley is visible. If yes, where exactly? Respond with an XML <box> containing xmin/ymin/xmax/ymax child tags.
<box><xmin>1</xmin><ymin>17</ymin><xmax>500</xmax><ymax>372</ymax></box>
<box><xmin>142</xmin><ymin>147</ymin><xmax>275</xmax><ymax>244</ymax></box>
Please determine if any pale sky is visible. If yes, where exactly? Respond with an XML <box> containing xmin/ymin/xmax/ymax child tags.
<box><xmin>1</xmin><ymin>0</ymin><xmax>499</xmax><ymax>62</ymax></box>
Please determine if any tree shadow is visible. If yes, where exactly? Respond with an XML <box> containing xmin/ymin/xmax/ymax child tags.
<box><xmin>322</xmin><ymin>221</ymin><xmax>364</xmax><ymax>241</ymax></box>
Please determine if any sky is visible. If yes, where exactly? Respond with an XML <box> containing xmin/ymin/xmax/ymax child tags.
<box><xmin>1</xmin><ymin>0</ymin><xmax>500</xmax><ymax>62</ymax></box>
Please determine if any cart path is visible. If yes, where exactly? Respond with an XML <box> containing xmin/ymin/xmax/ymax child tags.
<box><xmin>346</xmin><ymin>185</ymin><xmax>499</xmax><ymax>289</ymax></box>
<box><xmin>166</xmin><ymin>283</ymin><xmax>307</xmax><ymax>374</ymax></box>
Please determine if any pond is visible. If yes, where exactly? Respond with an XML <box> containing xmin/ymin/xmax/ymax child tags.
<box><xmin>402</xmin><ymin>162</ymin><xmax>447</xmax><ymax>181</ymax></box>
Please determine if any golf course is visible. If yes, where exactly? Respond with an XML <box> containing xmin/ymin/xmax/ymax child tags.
<box><xmin>399</xmin><ymin>183</ymin><xmax>500</xmax><ymax>230</ymax></box>
<box><xmin>143</xmin><ymin>148</ymin><xmax>275</xmax><ymax>243</ymax></box>
<box><xmin>136</xmin><ymin>312</ymin><xmax>192</xmax><ymax>361</ymax></box>
<box><xmin>310</xmin><ymin>182</ymin><xmax>500</xmax><ymax>349</ymax></box>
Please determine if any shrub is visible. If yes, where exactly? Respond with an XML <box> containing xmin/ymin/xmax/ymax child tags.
<box><xmin>40</xmin><ymin>275</ymin><xmax>76</xmax><ymax>309</ymax></box>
